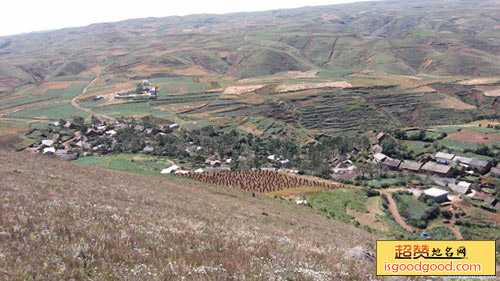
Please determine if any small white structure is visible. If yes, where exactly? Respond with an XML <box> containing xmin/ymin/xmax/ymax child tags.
<box><xmin>423</xmin><ymin>187</ymin><xmax>449</xmax><ymax>203</ymax></box>
<box><xmin>49</xmin><ymin>121</ymin><xmax>60</xmax><ymax>126</ymax></box>
<box><xmin>261</xmin><ymin>167</ymin><xmax>277</xmax><ymax>171</ymax></box>
<box><xmin>41</xmin><ymin>140</ymin><xmax>54</xmax><ymax>147</ymax></box>
<box><xmin>194</xmin><ymin>168</ymin><xmax>205</xmax><ymax>173</ymax></box>
<box><xmin>267</xmin><ymin>155</ymin><xmax>276</xmax><ymax>161</ymax></box>
<box><xmin>43</xmin><ymin>147</ymin><xmax>56</xmax><ymax>154</ymax></box>
<box><xmin>161</xmin><ymin>165</ymin><xmax>179</xmax><ymax>174</ymax></box>
<box><xmin>296</xmin><ymin>200</ymin><xmax>308</xmax><ymax>205</ymax></box>
<box><xmin>280</xmin><ymin>159</ymin><xmax>290</xmax><ymax>165</ymax></box>
<box><xmin>175</xmin><ymin>170</ymin><xmax>190</xmax><ymax>175</ymax></box>
<box><xmin>105</xmin><ymin>130</ymin><xmax>117</xmax><ymax>136</ymax></box>
<box><xmin>225</xmin><ymin>158</ymin><xmax>232</xmax><ymax>164</ymax></box>
<box><xmin>169</xmin><ymin>124</ymin><xmax>179</xmax><ymax>129</ymax></box>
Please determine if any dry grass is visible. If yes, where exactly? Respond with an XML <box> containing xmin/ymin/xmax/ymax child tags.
<box><xmin>239</xmin><ymin>71</ymin><xmax>319</xmax><ymax>83</ymax></box>
<box><xmin>0</xmin><ymin>125</ymin><xmax>29</xmax><ymax>136</ymax></box>
<box><xmin>0</xmin><ymin>150</ymin><xmax>399</xmax><ymax>280</ymax></box>
<box><xmin>157</xmin><ymin>102</ymin><xmax>208</xmax><ymax>114</ymax></box>
<box><xmin>458</xmin><ymin>78</ymin><xmax>500</xmax><ymax>85</ymax></box>
<box><xmin>476</xmin><ymin>86</ymin><xmax>500</xmax><ymax>97</ymax></box>
<box><xmin>411</xmin><ymin>86</ymin><xmax>437</xmax><ymax>93</ymax></box>
<box><xmin>275</xmin><ymin>81</ymin><xmax>352</xmax><ymax>92</ymax></box>
<box><xmin>437</xmin><ymin>95</ymin><xmax>476</xmax><ymax>110</ymax></box>
<box><xmin>222</xmin><ymin>85</ymin><xmax>265</xmax><ymax>96</ymax></box>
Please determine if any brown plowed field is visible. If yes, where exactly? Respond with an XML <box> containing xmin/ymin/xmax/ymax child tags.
<box><xmin>446</xmin><ymin>129</ymin><xmax>500</xmax><ymax>144</ymax></box>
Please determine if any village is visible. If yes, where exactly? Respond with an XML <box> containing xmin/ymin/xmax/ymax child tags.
<box><xmin>21</xmin><ymin>114</ymin><xmax>500</xmax><ymax>215</ymax></box>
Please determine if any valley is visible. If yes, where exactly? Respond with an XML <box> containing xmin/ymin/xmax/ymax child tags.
<box><xmin>1</xmin><ymin>0</ymin><xmax>500</xmax><ymax>279</ymax></box>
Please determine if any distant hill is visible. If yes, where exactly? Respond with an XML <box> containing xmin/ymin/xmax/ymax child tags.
<box><xmin>0</xmin><ymin>149</ymin><xmax>389</xmax><ymax>279</ymax></box>
<box><xmin>0</xmin><ymin>0</ymin><xmax>499</xmax><ymax>89</ymax></box>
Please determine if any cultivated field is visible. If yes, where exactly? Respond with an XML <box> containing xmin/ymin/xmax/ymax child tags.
<box><xmin>446</xmin><ymin>129</ymin><xmax>500</xmax><ymax>144</ymax></box>
<box><xmin>177</xmin><ymin>170</ymin><xmax>344</xmax><ymax>193</ymax></box>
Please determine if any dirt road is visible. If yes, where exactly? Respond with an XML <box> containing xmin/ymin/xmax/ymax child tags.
<box><xmin>71</xmin><ymin>75</ymin><xmax>114</xmax><ymax>122</ymax></box>
<box><xmin>379</xmin><ymin>189</ymin><xmax>413</xmax><ymax>232</ymax></box>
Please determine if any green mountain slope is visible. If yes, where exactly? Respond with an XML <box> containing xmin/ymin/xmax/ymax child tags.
<box><xmin>0</xmin><ymin>0</ymin><xmax>499</xmax><ymax>89</ymax></box>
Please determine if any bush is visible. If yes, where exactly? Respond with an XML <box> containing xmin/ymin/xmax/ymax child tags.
<box><xmin>363</xmin><ymin>188</ymin><xmax>380</xmax><ymax>197</ymax></box>
<box><xmin>441</xmin><ymin>210</ymin><xmax>452</xmax><ymax>219</ymax></box>
<box><xmin>393</xmin><ymin>192</ymin><xmax>440</xmax><ymax>229</ymax></box>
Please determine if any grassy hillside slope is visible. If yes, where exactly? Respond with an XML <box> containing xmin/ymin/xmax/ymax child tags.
<box><xmin>0</xmin><ymin>150</ymin><xmax>389</xmax><ymax>280</ymax></box>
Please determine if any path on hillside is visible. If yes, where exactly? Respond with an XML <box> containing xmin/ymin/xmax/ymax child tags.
<box><xmin>448</xmin><ymin>217</ymin><xmax>463</xmax><ymax>240</ymax></box>
<box><xmin>71</xmin><ymin>75</ymin><xmax>114</xmax><ymax>122</ymax></box>
<box><xmin>379</xmin><ymin>189</ymin><xmax>413</xmax><ymax>232</ymax></box>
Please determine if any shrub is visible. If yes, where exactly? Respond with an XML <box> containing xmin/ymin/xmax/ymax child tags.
<box><xmin>441</xmin><ymin>210</ymin><xmax>452</xmax><ymax>219</ymax></box>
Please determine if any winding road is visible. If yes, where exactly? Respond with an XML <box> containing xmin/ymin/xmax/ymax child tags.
<box><xmin>71</xmin><ymin>74</ymin><xmax>114</xmax><ymax>122</ymax></box>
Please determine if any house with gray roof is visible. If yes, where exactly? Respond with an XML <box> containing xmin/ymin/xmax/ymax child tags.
<box><xmin>435</xmin><ymin>152</ymin><xmax>455</xmax><ymax>164</ymax></box>
<box><xmin>490</xmin><ymin>167</ymin><xmax>500</xmax><ymax>177</ymax></box>
<box><xmin>373</xmin><ymin>153</ymin><xmax>387</xmax><ymax>163</ymax></box>
<box><xmin>469</xmin><ymin>159</ymin><xmax>491</xmax><ymax>174</ymax></box>
<box><xmin>448</xmin><ymin>183</ymin><xmax>471</xmax><ymax>194</ymax></box>
<box><xmin>383</xmin><ymin>158</ymin><xmax>401</xmax><ymax>170</ymax></box>
<box><xmin>399</xmin><ymin>160</ymin><xmax>423</xmax><ymax>172</ymax></box>
<box><xmin>421</xmin><ymin>162</ymin><xmax>453</xmax><ymax>177</ymax></box>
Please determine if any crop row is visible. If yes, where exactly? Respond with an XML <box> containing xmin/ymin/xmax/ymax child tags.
<box><xmin>177</xmin><ymin>170</ymin><xmax>343</xmax><ymax>193</ymax></box>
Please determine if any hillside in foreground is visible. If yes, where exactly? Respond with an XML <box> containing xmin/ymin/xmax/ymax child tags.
<box><xmin>0</xmin><ymin>149</ymin><xmax>393</xmax><ymax>280</ymax></box>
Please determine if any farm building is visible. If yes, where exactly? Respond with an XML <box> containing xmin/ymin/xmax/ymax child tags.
<box><xmin>421</xmin><ymin>162</ymin><xmax>453</xmax><ymax>177</ymax></box>
<box><xmin>490</xmin><ymin>167</ymin><xmax>500</xmax><ymax>177</ymax></box>
<box><xmin>452</xmin><ymin>156</ymin><xmax>473</xmax><ymax>167</ymax></box>
<box><xmin>399</xmin><ymin>160</ymin><xmax>422</xmax><ymax>172</ymax></box>
<box><xmin>41</xmin><ymin>139</ymin><xmax>54</xmax><ymax>147</ymax></box>
<box><xmin>469</xmin><ymin>159</ymin><xmax>491</xmax><ymax>174</ymax></box>
<box><xmin>383</xmin><ymin>158</ymin><xmax>401</xmax><ymax>170</ymax></box>
<box><xmin>161</xmin><ymin>165</ymin><xmax>179</xmax><ymax>174</ymax></box>
<box><xmin>64</xmin><ymin>122</ymin><xmax>76</xmax><ymax>129</ymax></box>
<box><xmin>373</xmin><ymin>153</ymin><xmax>387</xmax><ymax>163</ymax></box>
<box><xmin>423</xmin><ymin>187</ymin><xmax>449</xmax><ymax>203</ymax></box>
<box><xmin>169</xmin><ymin>124</ymin><xmax>179</xmax><ymax>129</ymax></box>
<box><xmin>470</xmin><ymin>192</ymin><xmax>499</xmax><ymax>206</ymax></box>
<box><xmin>134</xmin><ymin>125</ymin><xmax>145</xmax><ymax>132</ymax></box>
<box><xmin>448</xmin><ymin>181</ymin><xmax>471</xmax><ymax>194</ymax></box>
<box><xmin>376</xmin><ymin>132</ymin><xmax>387</xmax><ymax>143</ymax></box>
<box><xmin>43</xmin><ymin>147</ymin><xmax>56</xmax><ymax>154</ymax></box>
<box><xmin>435</xmin><ymin>152</ymin><xmax>455</xmax><ymax>164</ymax></box>
<box><xmin>371</xmin><ymin>144</ymin><xmax>383</xmax><ymax>154</ymax></box>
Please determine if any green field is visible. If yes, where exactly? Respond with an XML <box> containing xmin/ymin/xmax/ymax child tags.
<box><xmin>306</xmin><ymin>189</ymin><xmax>368</xmax><ymax>223</ymax></box>
<box><xmin>73</xmin><ymin>154</ymin><xmax>173</xmax><ymax>177</ymax></box>
<box><xmin>6</xmin><ymin>102</ymin><xmax>88</xmax><ymax>120</ymax></box>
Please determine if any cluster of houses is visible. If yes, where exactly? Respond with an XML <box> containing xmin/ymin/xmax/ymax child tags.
<box><xmin>24</xmin><ymin>119</ymin><xmax>180</xmax><ymax>161</ymax></box>
<box><xmin>115</xmin><ymin>80</ymin><xmax>158</xmax><ymax>100</ymax></box>
<box><xmin>372</xmin><ymin>151</ymin><xmax>491</xmax><ymax>178</ymax></box>
<box><xmin>371</xmin><ymin>132</ymin><xmax>499</xmax><ymax>209</ymax></box>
